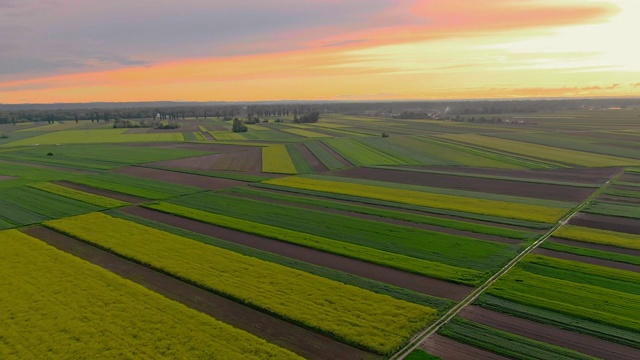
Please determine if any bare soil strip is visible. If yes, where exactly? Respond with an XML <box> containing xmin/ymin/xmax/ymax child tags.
<box><xmin>459</xmin><ymin>306</ymin><xmax>640</xmax><ymax>360</ymax></box>
<box><xmin>23</xmin><ymin>226</ymin><xmax>378</xmax><ymax>360</ymax></box>
<box><xmin>332</xmin><ymin>167</ymin><xmax>594</xmax><ymax>202</ymax></box>
<box><xmin>296</xmin><ymin>143</ymin><xmax>328</xmax><ymax>172</ymax></box>
<box><xmin>534</xmin><ymin>248</ymin><xmax>640</xmax><ymax>272</ymax></box>
<box><xmin>420</xmin><ymin>334</ymin><xmax>508</xmax><ymax>360</ymax></box>
<box><xmin>620</xmin><ymin>173</ymin><xmax>640</xmax><ymax>184</ymax></box>
<box><xmin>549</xmin><ymin>237</ymin><xmax>640</xmax><ymax>257</ymax></box>
<box><xmin>0</xmin><ymin>175</ymin><xmax>16</xmax><ymax>181</ymax></box>
<box><xmin>114</xmin><ymin>166</ymin><xmax>243</xmax><ymax>190</ymax></box>
<box><xmin>317</xmin><ymin>141</ymin><xmax>353</xmax><ymax>167</ymax></box>
<box><xmin>202</xmin><ymin>132</ymin><xmax>215</xmax><ymax>140</ymax></box>
<box><xmin>150</xmin><ymin>148</ymin><xmax>263</xmax><ymax>173</ymax></box>
<box><xmin>53</xmin><ymin>180</ymin><xmax>148</xmax><ymax>203</ymax></box>
<box><xmin>231</xmin><ymin>192</ymin><xmax>520</xmax><ymax>245</ymax></box>
<box><xmin>598</xmin><ymin>195</ymin><xmax>640</xmax><ymax>205</ymax></box>
<box><xmin>569</xmin><ymin>212</ymin><xmax>640</xmax><ymax>235</ymax></box>
<box><xmin>120</xmin><ymin>206</ymin><xmax>473</xmax><ymax>301</ymax></box>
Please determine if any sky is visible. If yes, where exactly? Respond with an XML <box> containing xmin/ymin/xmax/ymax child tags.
<box><xmin>0</xmin><ymin>0</ymin><xmax>638</xmax><ymax>104</ymax></box>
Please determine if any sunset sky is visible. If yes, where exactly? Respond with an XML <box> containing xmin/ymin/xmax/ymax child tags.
<box><xmin>1</xmin><ymin>0</ymin><xmax>638</xmax><ymax>104</ymax></box>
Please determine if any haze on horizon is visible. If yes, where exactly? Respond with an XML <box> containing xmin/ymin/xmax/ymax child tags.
<box><xmin>1</xmin><ymin>0</ymin><xmax>638</xmax><ymax>104</ymax></box>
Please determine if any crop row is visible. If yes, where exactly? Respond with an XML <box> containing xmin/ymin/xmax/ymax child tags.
<box><xmin>554</xmin><ymin>225</ymin><xmax>640</xmax><ymax>250</ymax></box>
<box><xmin>169</xmin><ymin>192</ymin><xmax>516</xmax><ymax>272</ymax></box>
<box><xmin>45</xmin><ymin>212</ymin><xmax>437</xmax><ymax>354</ymax></box>
<box><xmin>583</xmin><ymin>200</ymin><xmax>640</xmax><ymax>219</ymax></box>
<box><xmin>322</xmin><ymin>137</ymin><xmax>408</xmax><ymax>166</ymax></box>
<box><xmin>29</xmin><ymin>182</ymin><xmax>129</xmax><ymax>208</ymax></box>
<box><xmin>304</xmin><ymin>141</ymin><xmax>345</xmax><ymax>170</ymax></box>
<box><xmin>3</xmin><ymin>129</ymin><xmax>184</xmax><ymax>147</ymax></box>
<box><xmin>487</xmin><ymin>256</ymin><xmax>640</xmax><ymax>334</ymax></box>
<box><xmin>229</xmin><ymin>187</ymin><xmax>536</xmax><ymax>240</ymax></box>
<box><xmin>0</xmin><ymin>229</ymin><xmax>299</xmax><ymax>359</ymax></box>
<box><xmin>253</xmin><ymin>183</ymin><xmax>552</xmax><ymax>229</ymax></box>
<box><xmin>439</xmin><ymin>317</ymin><xmax>596</xmax><ymax>360</ymax></box>
<box><xmin>285</xmin><ymin>144</ymin><xmax>314</xmax><ymax>174</ymax></box>
<box><xmin>110</xmin><ymin>209</ymin><xmax>453</xmax><ymax>311</ymax></box>
<box><xmin>281</xmin><ymin>128</ymin><xmax>329</xmax><ymax>138</ymax></box>
<box><xmin>541</xmin><ymin>241</ymin><xmax>640</xmax><ymax>266</ymax></box>
<box><xmin>263</xmin><ymin>176</ymin><xmax>568</xmax><ymax>223</ymax></box>
<box><xmin>69</xmin><ymin>173</ymin><xmax>201</xmax><ymax>199</ymax></box>
<box><xmin>261</xmin><ymin>145</ymin><xmax>297</xmax><ymax>174</ymax></box>
<box><xmin>145</xmin><ymin>201</ymin><xmax>484</xmax><ymax>285</ymax></box>
<box><xmin>0</xmin><ymin>186</ymin><xmax>103</xmax><ymax>226</ymax></box>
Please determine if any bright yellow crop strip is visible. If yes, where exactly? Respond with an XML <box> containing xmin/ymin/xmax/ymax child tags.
<box><xmin>45</xmin><ymin>213</ymin><xmax>438</xmax><ymax>355</ymax></box>
<box><xmin>554</xmin><ymin>225</ymin><xmax>640</xmax><ymax>250</ymax></box>
<box><xmin>28</xmin><ymin>182</ymin><xmax>129</xmax><ymax>208</ymax></box>
<box><xmin>0</xmin><ymin>229</ymin><xmax>300</xmax><ymax>360</ymax></box>
<box><xmin>438</xmin><ymin>134</ymin><xmax>640</xmax><ymax>167</ymax></box>
<box><xmin>262</xmin><ymin>145</ymin><xmax>298</xmax><ymax>174</ymax></box>
<box><xmin>265</xmin><ymin>176</ymin><xmax>567</xmax><ymax>223</ymax></box>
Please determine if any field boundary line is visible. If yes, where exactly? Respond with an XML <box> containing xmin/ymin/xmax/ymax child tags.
<box><xmin>390</xmin><ymin>170</ymin><xmax>623</xmax><ymax>359</ymax></box>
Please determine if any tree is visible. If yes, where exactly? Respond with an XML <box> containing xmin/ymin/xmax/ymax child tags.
<box><xmin>232</xmin><ymin>118</ymin><xmax>248</xmax><ymax>133</ymax></box>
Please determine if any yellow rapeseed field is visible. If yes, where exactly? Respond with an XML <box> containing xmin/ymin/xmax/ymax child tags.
<box><xmin>0</xmin><ymin>229</ymin><xmax>301</xmax><ymax>359</ymax></box>
<box><xmin>554</xmin><ymin>225</ymin><xmax>640</xmax><ymax>250</ymax></box>
<box><xmin>265</xmin><ymin>176</ymin><xmax>568</xmax><ymax>223</ymax></box>
<box><xmin>262</xmin><ymin>145</ymin><xmax>298</xmax><ymax>174</ymax></box>
<box><xmin>45</xmin><ymin>213</ymin><xmax>438</xmax><ymax>354</ymax></box>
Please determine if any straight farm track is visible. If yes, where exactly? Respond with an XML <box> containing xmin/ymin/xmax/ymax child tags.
<box><xmin>22</xmin><ymin>226</ymin><xmax>379</xmax><ymax>360</ymax></box>
<box><xmin>120</xmin><ymin>206</ymin><xmax>473</xmax><ymax>300</ymax></box>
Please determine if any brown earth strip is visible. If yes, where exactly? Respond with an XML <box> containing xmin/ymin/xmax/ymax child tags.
<box><xmin>120</xmin><ymin>206</ymin><xmax>473</xmax><ymax>301</ymax></box>
<box><xmin>610</xmin><ymin>184</ymin><xmax>640</xmax><ymax>192</ymax></box>
<box><xmin>230</xmin><ymin>192</ymin><xmax>520</xmax><ymax>245</ymax></box>
<box><xmin>114</xmin><ymin>166</ymin><xmax>243</xmax><ymax>190</ymax></box>
<box><xmin>202</xmin><ymin>132</ymin><xmax>215</xmax><ymax>140</ymax></box>
<box><xmin>317</xmin><ymin>141</ymin><xmax>353</xmax><ymax>167</ymax></box>
<box><xmin>598</xmin><ymin>195</ymin><xmax>640</xmax><ymax>205</ymax></box>
<box><xmin>549</xmin><ymin>237</ymin><xmax>640</xmax><ymax>257</ymax></box>
<box><xmin>420</xmin><ymin>334</ymin><xmax>508</xmax><ymax>360</ymax></box>
<box><xmin>150</xmin><ymin>148</ymin><xmax>263</xmax><ymax>172</ymax></box>
<box><xmin>0</xmin><ymin>175</ymin><xmax>16</xmax><ymax>181</ymax></box>
<box><xmin>533</xmin><ymin>248</ymin><xmax>640</xmax><ymax>273</ymax></box>
<box><xmin>331</xmin><ymin>167</ymin><xmax>594</xmax><ymax>202</ymax></box>
<box><xmin>569</xmin><ymin>212</ymin><xmax>640</xmax><ymax>235</ymax></box>
<box><xmin>408</xmin><ymin>166</ymin><xmax>619</xmax><ymax>185</ymax></box>
<box><xmin>620</xmin><ymin>173</ymin><xmax>640</xmax><ymax>184</ymax></box>
<box><xmin>248</xmin><ymin>186</ymin><xmax>536</xmax><ymax>232</ymax></box>
<box><xmin>459</xmin><ymin>306</ymin><xmax>640</xmax><ymax>360</ymax></box>
<box><xmin>22</xmin><ymin>226</ymin><xmax>376</xmax><ymax>360</ymax></box>
<box><xmin>53</xmin><ymin>180</ymin><xmax>148</xmax><ymax>204</ymax></box>
<box><xmin>297</xmin><ymin>143</ymin><xmax>328</xmax><ymax>172</ymax></box>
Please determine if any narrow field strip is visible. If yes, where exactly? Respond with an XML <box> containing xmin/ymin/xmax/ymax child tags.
<box><xmin>554</xmin><ymin>225</ymin><xmax>640</xmax><ymax>250</ymax></box>
<box><xmin>264</xmin><ymin>176</ymin><xmax>568</xmax><ymax>223</ymax></box>
<box><xmin>262</xmin><ymin>145</ymin><xmax>297</xmax><ymax>174</ymax></box>
<box><xmin>0</xmin><ymin>229</ymin><xmax>300</xmax><ymax>359</ymax></box>
<box><xmin>28</xmin><ymin>182</ymin><xmax>129</xmax><ymax>208</ymax></box>
<box><xmin>44</xmin><ymin>213</ymin><xmax>438</xmax><ymax>355</ymax></box>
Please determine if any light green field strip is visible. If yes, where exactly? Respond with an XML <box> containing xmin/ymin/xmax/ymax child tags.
<box><xmin>264</xmin><ymin>176</ymin><xmax>568</xmax><ymax>223</ymax></box>
<box><xmin>281</xmin><ymin>128</ymin><xmax>330</xmax><ymax>138</ymax></box>
<box><xmin>554</xmin><ymin>225</ymin><xmax>640</xmax><ymax>250</ymax></box>
<box><xmin>0</xmin><ymin>229</ymin><xmax>300</xmax><ymax>360</ymax></box>
<box><xmin>3</xmin><ymin>129</ymin><xmax>184</xmax><ymax>146</ymax></box>
<box><xmin>438</xmin><ymin>134</ymin><xmax>640</xmax><ymax>167</ymax></box>
<box><xmin>45</xmin><ymin>213</ymin><xmax>438</xmax><ymax>355</ymax></box>
<box><xmin>28</xmin><ymin>182</ymin><xmax>129</xmax><ymax>208</ymax></box>
<box><xmin>262</xmin><ymin>145</ymin><xmax>297</xmax><ymax>174</ymax></box>
<box><xmin>210</xmin><ymin>131</ymin><xmax>247</xmax><ymax>140</ymax></box>
<box><xmin>144</xmin><ymin>202</ymin><xmax>484</xmax><ymax>285</ymax></box>
<box><xmin>246</xmin><ymin>124</ymin><xmax>270</xmax><ymax>131</ymax></box>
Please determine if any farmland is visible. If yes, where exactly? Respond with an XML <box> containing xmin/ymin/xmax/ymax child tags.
<box><xmin>2</xmin><ymin>106</ymin><xmax>640</xmax><ymax>359</ymax></box>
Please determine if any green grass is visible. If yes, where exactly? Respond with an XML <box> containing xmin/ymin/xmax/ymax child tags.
<box><xmin>45</xmin><ymin>213</ymin><xmax>438</xmax><ymax>355</ymax></box>
<box><xmin>554</xmin><ymin>225</ymin><xmax>640</xmax><ymax>250</ymax></box>
<box><xmin>109</xmin><ymin>209</ymin><xmax>453</xmax><ymax>311</ymax></box>
<box><xmin>69</xmin><ymin>173</ymin><xmax>202</xmax><ymax>199</ymax></box>
<box><xmin>604</xmin><ymin>188</ymin><xmax>640</xmax><ymax>199</ymax></box>
<box><xmin>262</xmin><ymin>145</ymin><xmax>297</xmax><ymax>174</ymax></box>
<box><xmin>322</xmin><ymin>137</ymin><xmax>407</xmax><ymax>166</ymax></box>
<box><xmin>167</xmin><ymin>192</ymin><xmax>517</xmax><ymax>272</ymax></box>
<box><xmin>405</xmin><ymin>349</ymin><xmax>442</xmax><ymax>360</ymax></box>
<box><xmin>476</xmin><ymin>295</ymin><xmax>640</xmax><ymax>349</ymax></box>
<box><xmin>144</xmin><ymin>201</ymin><xmax>485</xmax><ymax>285</ymax></box>
<box><xmin>439</xmin><ymin>318</ymin><xmax>597</xmax><ymax>360</ymax></box>
<box><xmin>2</xmin><ymin>129</ymin><xmax>184</xmax><ymax>147</ymax></box>
<box><xmin>229</xmin><ymin>186</ymin><xmax>537</xmax><ymax>240</ymax></box>
<box><xmin>541</xmin><ymin>241</ymin><xmax>640</xmax><ymax>266</ymax></box>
